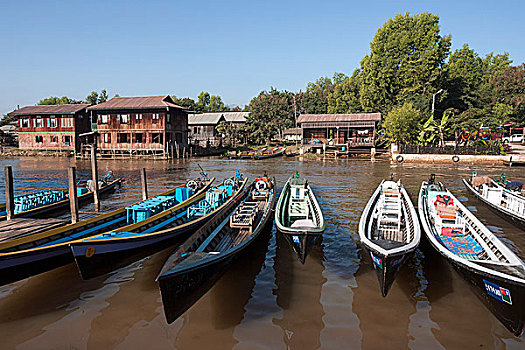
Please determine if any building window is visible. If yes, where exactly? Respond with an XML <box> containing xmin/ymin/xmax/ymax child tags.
<box><xmin>152</xmin><ymin>113</ymin><xmax>159</xmax><ymax>120</ymax></box>
<box><xmin>103</xmin><ymin>133</ymin><xmax>111</xmax><ymax>143</ymax></box>
<box><xmin>151</xmin><ymin>133</ymin><xmax>162</xmax><ymax>144</ymax></box>
<box><xmin>61</xmin><ymin>118</ymin><xmax>73</xmax><ymax>127</ymax></box>
<box><xmin>117</xmin><ymin>133</ymin><xmax>130</xmax><ymax>143</ymax></box>
<box><xmin>63</xmin><ymin>135</ymin><xmax>71</xmax><ymax>145</ymax></box>
<box><xmin>51</xmin><ymin>135</ymin><xmax>58</xmax><ymax>143</ymax></box>
<box><xmin>120</xmin><ymin>114</ymin><xmax>128</xmax><ymax>124</ymax></box>
<box><xmin>136</xmin><ymin>114</ymin><xmax>142</xmax><ymax>120</ymax></box>
<box><xmin>21</xmin><ymin>119</ymin><xmax>29</xmax><ymax>128</ymax></box>
<box><xmin>166</xmin><ymin>113</ymin><xmax>171</xmax><ymax>123</ymax></box>
<box><xmin>49</xmin><ymin>117</ymin><xmax>57</xmax><ymax>127</ymax></box>
<box><xmin>35</xmin><ymin>135</ymin><xmax>43</xmax><ymax>143</ymax></box>
<box><xmin>35</xmin><ymin>118</ymin><xmax>43</xmax><ymax>127</ymax></box>
<box><xmin>193</xmin><ymin>126</ymin><xmax>199</xmax><ymax>134</ymax></box>
<box><xmin>134</xmin><ymin>133</ymin><xmax>145</xmax><ymax>143</ymax></box>
<box><xmin>100</xmin><ymin>115</ymin><xmax>109</xmax><ymax>124</ymax></box>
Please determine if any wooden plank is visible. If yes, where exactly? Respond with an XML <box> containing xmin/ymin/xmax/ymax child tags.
<box><xmin>5</xmin><ymin>166</ymin><xmax>14</xmax><ymax>220</ymax></box>
<box><xmin>68</xmin><ymin>167</ymin><xmax>79</xmax><ymax>224</ymax></box>
<box><xmin>0</xmin><ymin>218</ymin><xmax>66</xmax><ymax>243</ymax></box>
<box><xmin>91</xmin><ymin>146</ymin><xmax>100</xmax><ymax>211</ymax></box>
<box><xmin>141</xmin><ymin>168</ymin><xmax>148</xmax><ymax>200</ymax></box>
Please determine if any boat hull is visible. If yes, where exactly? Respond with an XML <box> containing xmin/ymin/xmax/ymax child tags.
<box><xmin>463</xmin><ymin>179</ymin><xmax>525</xmax><ymax>231</ymax></box>
<box><xmin>420</xmin><ymin>182</ymin><xmax>525</xmax><ymax>337</ymax></box>
<box><xmin>0</xmin><ymin>245</ymin><xmax>71</xmax><ymax>286</ymax></box>
<box><xmin>159</xmin><ymin>251</ymin><xmax>234</xmax><ymax>323</ymax></box>
<box><xmin>275</xmin><ymin>175</ymin><xmax>325</xmax><ymax>235</ymax></box>
<box><xmin>71</xmin><ymin>219</ymin><xmax>201</xmax><ymax>280</ymax></box>
<box><xmin>426</xmin><ymin>233</ymin><xmax>525</xmax><ymax>337</ymax></box>
<box><xmin>158</xmin><ymin>183</ymin><xmax>275</xmax><ymax>323</ymax></box>
<box><xmin>364</xmin><ymin>246</ymin><xmax>413</xmax><ymax>297</ymax></box>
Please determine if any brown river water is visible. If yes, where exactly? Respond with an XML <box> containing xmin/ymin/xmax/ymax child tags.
<box><xmin>0</xmin><ymin>156</ymin><xmax>524</xmax><ymax>349</ymax></box>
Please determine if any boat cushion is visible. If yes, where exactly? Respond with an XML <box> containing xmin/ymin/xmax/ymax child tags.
<box><xmin>441</xmin><ymin>227</ymin><xmax>464</xmax><ymax>237</ymax></box>
<box><xmin>291</xmin><ymin>219</ymin><xmax>317</xmax><ymax>229</ymax></box>
<box><xmin>438</xmin><ymin>235</ymin><xmax>484</xmax><ymax>258</ymax></box>
<box><xmin>472</xmin><ymin>176</ymin><xmax>491</xmax><ymax>187</ymax></box>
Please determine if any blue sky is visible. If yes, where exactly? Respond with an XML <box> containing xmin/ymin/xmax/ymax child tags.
<box><xmin>0</xmin><ymin>0</ymin><xmax>524</xmax><ymax>115</ymax></box>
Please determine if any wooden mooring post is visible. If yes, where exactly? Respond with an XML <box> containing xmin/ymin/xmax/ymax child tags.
<box><xmin>141</xmin><ymin>168</ymin><xmax>148</xmax><ymax>200</ymax></box>
<box><xmin>91</xmin><ymin>146</ymin><xmax>100</xmax><ymax>211</ymax></box>
<box><xmin>68</xmin><ymin>167</ymin><xmax>79</xmax><ymax>224</ymax></box>
<box><xmin>4</xmin><ymin>166</ymin><xmax>14</xmax><ymax>220</ymax></box>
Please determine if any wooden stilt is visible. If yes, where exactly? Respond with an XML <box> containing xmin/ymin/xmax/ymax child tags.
<box><xmin>68</xmin><ymin>167</ymin><xmax>79</xmax><ymax>224</ymax></box>
<box><xmin>5</xmin><ymin>166</ymin><xmax>14</xmax><ymax>220</ymax></box>
<box><xmin>91</xmin><ymin>146</ymin><xmax>100</xmax><ymax>211</ymax></box>
<box><xmin>141</xmin><ymin>168</ymin><xmax>148</xmax><ymax>200</ymax></box>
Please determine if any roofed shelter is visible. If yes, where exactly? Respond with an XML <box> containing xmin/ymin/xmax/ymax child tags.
<box><xmin>188</xmin><ymin>112</ymin><xmax>248</xmax><ymax>147</ymax></box>
<box><xmin>297</xmin><ymin>113</ymin><xmax>381</xmax><ymax>149</ymax></box>
<box><xmin>9</xmin><ymin>104</ymin><xmax>91</xmax><ymax>152</ymax></box>
<box><xmin>88</xmin><ymin>95</ymin><xmax>188</xmax><ymax>158</ymax></box>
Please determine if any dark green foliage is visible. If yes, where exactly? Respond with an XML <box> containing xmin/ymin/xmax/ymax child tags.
<box><xmin>246</xmin><ymin>88</ymin><xmax>295</xmax><ymax>144</ymax></box>
<box><xmin>38</xmin><ymin>96</ymin><xmax>79</xmax><ymax>105</ymax></box>
<box><xmin>359</xmin><ymin>12</ymin><xmax>451</xmax><ymax>113</ymax></box>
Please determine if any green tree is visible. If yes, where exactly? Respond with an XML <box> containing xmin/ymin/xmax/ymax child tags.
<box><xmin>208</xmin><ymin>95</ymin><xmax>228</xmax><ymax>112</ymax></box>
<box><xmin>246</xmin><ymin>88</ymin><xmax>295</xmax><ymax>144</ymax></box>
<box><xmin>492</xmin><ymin>64</ymin><xmax>525</xmax><ymax>122</ymax></box>
<box><xmin>196</xmin><ymin>91</ymin><xmax>211</xmax><ymax>113</ymax></box>
<box><xmin>359</xmin><ymin>12</ymin><xmax>451</xmax><ymax>113</ymax></box>
<box><xmin>99</xmin><ymin>89</ymin><xmax>108</xmax><ymax>103</ymax></box>
<box><xmin>38</xmin><ymin>96</ymin><xmax>77</xmax><ymax>105</ymax></box>
<box><xmin>442</xmin><ymin>44</ymin><xmax>485</xmax><ymax>112</ymax></box>
<box><xmin>86</xmin><ymin>91</ymin><xmax>99</xmax><ymax>105</ymax></box>
<box><xmin>383</xmin><ymin>102</ymin><xmax>421</xmax><ymax>143</ymax></box>
<box><xmin>327</xmin><ymin>70</ymin><xmax>362</xmax><ymax>113</ymax></box>
<box><xmin>172</xmin><ymin>96</ymin><xmax>197</xmax><ymax>111</ymax></box>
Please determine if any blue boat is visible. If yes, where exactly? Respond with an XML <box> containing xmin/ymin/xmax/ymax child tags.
<box><xmin>0</xmin><ymin>176</ymin><xmax>212</xmax><ymax>287</ymax></box>
<box><xmin>0</xmin><ymin>172</ymin><xmax>122</xmax><ymax>220</ymax></box>
<box><xmin>70</xmin><ymin>172</ymin><xmax>247</xmax><ymax>280</ymax></box>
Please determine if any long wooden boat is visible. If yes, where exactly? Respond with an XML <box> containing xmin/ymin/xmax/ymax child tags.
<box><xmin>419</xmin><ymin>175</ymin><xmax>525</xmax><ymax>337</ymax></box>
<box><xmin>253</xmin><ymin>146</ymin><xmax>286</xmax><ymax>159</ymax></box>
<box><xmin>359</xmin><ymin>179</ymin><xmax>420</xmax><ymax>297</ymax></box>
<box><xmin>0</xmin><ymin>177</ymin><xmax>122</xmax><ymax>221</ymax></box>
<box><xmin>275</xmin><ymin>172</ymin><xmax>324</xmax><ymax>235</ymax></box>
<box><xmin>156</xmin><ymin>174</ymin><xmax>276</xmax><ymax>323</ymax></box>
<box><xmin>70</xmin><ymin>175</ymin><xmax>247</xmax><ymax>280</ymax></box>
<box><xmin>279</xmin><ymin>233</ymin><xmax>320</xmax><ymax>264</ymax></box>
<box><xmin>0</xmin><ymin>177</ymin><xmax>210</xmax><ymax>287</ymax></box>
<box><xmin>463</xmin><ymin>172</ymin><xmax>525</xmax><ymax>230</ymax></box>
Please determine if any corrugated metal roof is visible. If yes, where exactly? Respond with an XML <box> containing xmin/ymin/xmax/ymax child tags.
<box><xmin>87</xmin><ymin>95</ymin><xmax>185</xmax><ymax>111</ymax></box>
<box><xmin>188</xmin><ymin>112</ymin><xmax>248</xmax><ymax>125</ymax></box>
<box><xmin>297</xmin><ymin>113</ymin><xmax>381</xmax><ymax>123</ymax></box>
<box><xmin>8</xmin><ymin>104</ymin><xmax>90</xmax><ymax>116</ymax></box>
<box><xmin>283</xmin><ymin>128</ymin><xmax>301</xmax><ymax>135</ymax></box>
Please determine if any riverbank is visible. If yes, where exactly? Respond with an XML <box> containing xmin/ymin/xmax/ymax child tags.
<box><xmin>391</xmin><ymin>152</ymin><xmax>517</xmax><ymax>165</ymax></box>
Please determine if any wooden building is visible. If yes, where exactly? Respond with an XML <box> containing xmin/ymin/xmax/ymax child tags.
<box><xmin>88</xmin><ymin>95</ymin><xmax>188</xmax><ymax>157</ymax></box>
<box><xmin>297</xmin><ymin>113</ymin><xmax>382</xmax><ymax>151</ymax></box>
<box><xmin>8</xmin><ymin>104</ymin><xmax>90</xmax><ymax>152</ymax></box>
<box><xmin>282</xmin><ymin>128</ymin><xmax>302</xmax><ymax>142</ymax></box>
<box><xmin>188</xmin><ymin>112</ymin><xmax>248</xmax><ymax>147</ymax></box>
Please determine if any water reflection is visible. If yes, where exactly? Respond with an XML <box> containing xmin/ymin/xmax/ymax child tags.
<box><xmin>272</xmin><ymin>232</ymin><xmax>326</xmax><ymax>349</ymax></box>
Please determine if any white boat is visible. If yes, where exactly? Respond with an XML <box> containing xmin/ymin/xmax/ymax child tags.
<box><xmin>359</xmin><ymin>179</ymin><xmax>420</xmax><ymax>297</ymax></box>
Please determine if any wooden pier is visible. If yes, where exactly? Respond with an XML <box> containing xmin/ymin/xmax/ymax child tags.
<box><xmin>0</xmin><ymin>218</ymin><xmax>66</xmax><ymax>243</ymax></box>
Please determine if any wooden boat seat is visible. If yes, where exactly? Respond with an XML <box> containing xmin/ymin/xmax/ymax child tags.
<box><xmin>230</xmin><ymin>201</ymin><xmax>259</xmax><ymax>232</ymax></box>
<box><xmin>289</xmin><ymin>200</ymin><xmax>308</xmax><ymax>218</ymax></box>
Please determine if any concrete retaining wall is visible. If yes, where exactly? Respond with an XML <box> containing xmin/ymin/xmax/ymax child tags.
<box><xmin>391</xmin><ymin>153</ymin><xmax>510</xmax><ymax>164</ymax></box>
